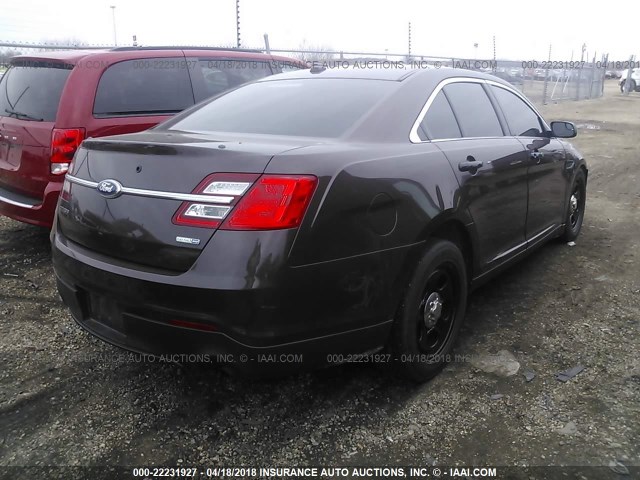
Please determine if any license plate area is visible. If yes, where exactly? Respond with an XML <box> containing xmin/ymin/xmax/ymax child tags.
<box><xmin>89</xmin><ymin>293</ymin><xmax>124</xmax><ymax>331</ymax></box>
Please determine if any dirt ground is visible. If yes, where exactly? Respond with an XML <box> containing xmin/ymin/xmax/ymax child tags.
<box><xmin>0</xmin><ymin>80</ymin><xmax>638</xmax><ymax>480</ymax></box>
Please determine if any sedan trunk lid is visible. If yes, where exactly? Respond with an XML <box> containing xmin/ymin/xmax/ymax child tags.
<box><xmin>58</xmin><ymin>131</ymin><xmax>309</xmax><ymax>272</ymax></box>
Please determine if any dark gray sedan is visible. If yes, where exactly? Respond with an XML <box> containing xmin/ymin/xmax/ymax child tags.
<box><xmin>52</xmin><ymin>67</ymin><xmax>587</xmax><ymax>381</ymax></box>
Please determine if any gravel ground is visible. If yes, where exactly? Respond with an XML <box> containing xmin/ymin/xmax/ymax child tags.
<box><xmin>0</xmin><ymin>81</ymin><xmax>639</xmax><ymax>480</ymax></box>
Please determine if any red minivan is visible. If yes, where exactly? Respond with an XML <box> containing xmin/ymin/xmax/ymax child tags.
<box><xmin>0</xmin><ymin>47</ymin><xmax>303</xmax><ymax>227</ymax></box>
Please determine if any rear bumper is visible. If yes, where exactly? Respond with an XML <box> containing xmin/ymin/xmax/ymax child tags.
<box><xmin>0</xmin><ymin>181</ymin><xmax>60</xmax><ymax>228</ymax></box>
<box><xmin>51</xmin><ymin>226</ymin><xmax>399</xmax><ymax>375</ymax></box>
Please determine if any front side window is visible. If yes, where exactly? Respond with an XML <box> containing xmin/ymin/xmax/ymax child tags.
<box><xmin>93</xmin><ymin>58</ymin><xmax>194</xmax><ymax>116</ymax></box>
<box><xmin>491</xmin><ymin>85</ymin><xmax>544</xmax><ymax>137</ymax></box>
<box><xmin>442</xmin><ymin>82</ymin><xmax>503</xmax><ymax>138</ymax></box>
<box><xmin>420</xmin><ymin>91</ymin><xmax>461</xmax><ymax>140</ymax></box>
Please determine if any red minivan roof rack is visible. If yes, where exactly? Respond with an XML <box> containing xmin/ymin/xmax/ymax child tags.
<box><xmin>110</xmin><ymin>46</ymin><xmax>264</xmax><ymax>53</ymax></box>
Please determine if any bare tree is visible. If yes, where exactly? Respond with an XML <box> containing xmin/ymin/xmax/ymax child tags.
<box><xmin>0</xmin><ymin>49</ymin><xmax>22</xmax><ymax>68</ymax></box>
<box><xmin>38</xmin><ymin>37</ymin><xmax>90</xmax><ymax>51</ymax></box>
<box><xmin>293</xmin><ymin>39</ymin><xmax>336</xmax><ymax>64</ymax></box>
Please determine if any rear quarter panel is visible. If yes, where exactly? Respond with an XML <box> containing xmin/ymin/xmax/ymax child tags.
<box><xmin>265</xmin><ymin>142</ymin><xmax>465</xmax><ymax>329</ymax></box>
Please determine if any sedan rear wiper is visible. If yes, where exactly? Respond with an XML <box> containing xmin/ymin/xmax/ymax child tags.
<box><xmin>4</xmin><ymin>108</ymin><xmax>44</xmax><ymax>121</ymax></box>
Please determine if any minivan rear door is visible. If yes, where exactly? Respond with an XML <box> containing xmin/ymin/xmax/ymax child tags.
<box><xmin>0</xmin><ymin>62</ymin><xmax>71</xmax><ymax>199</ymax></box>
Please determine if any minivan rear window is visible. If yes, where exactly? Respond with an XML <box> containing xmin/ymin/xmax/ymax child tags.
<box><xmin>0</xmin><ymin>63</ymin><xmax>71</xmax><ymax>122</ymax></box>
<box><xmin>93</xmin><ymin>58</ymin><xmax>194</xmax><ymax>116</ymax></box>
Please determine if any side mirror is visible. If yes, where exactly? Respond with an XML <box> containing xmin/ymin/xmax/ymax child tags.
<box><xmin>550</xmin><ymin>121</ymin><xmax>577</xmax><ymax>138</ymax></box>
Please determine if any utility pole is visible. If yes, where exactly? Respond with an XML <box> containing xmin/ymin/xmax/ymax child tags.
<box><xmin>236</xmin><ymin>0</ymin><xmax>241</xmax><ymax>48</ymax></box>
<box><xmin>110</xmin><ymin>6</ymin><xmax>117</xmax><ymax>46</ymax></box>
<box><xmin>407</xmin><ymin>22</ymin><xmax>411</xmax><ymax>59</ymax></box>
<box><xmin>624</xmin><ymin>54</ymin><xmax>635</xmax><ymax>95</ymax></box>
<box><xmin>543</xmin><ymin>43</ymin><xmax>552</xmax><ymax>105</ymax></box>
<box><xmin>263</xmin><ymin>33</ymin><xmax>270</xmax><ymax>54</ymax></box>
<box><xmin>492</xmin><ymin>35</ymin><xmax>496</xmax><ymax>71</ymax></box>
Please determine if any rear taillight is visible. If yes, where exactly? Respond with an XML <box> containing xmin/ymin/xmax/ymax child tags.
<box><xmin>173</xmin><ymin>173</ymin><xmax>261</xmax><ymax>228</ymax></box>
<box><xmin>51</xmin><ymin>128</ymin><xmax>85</xmax><ymax>175</ymax></box>
<box><xmin>173</xmin><ymin>174</ymin><xmax>317</xmax><ymax>230</ymax></box>
<box><xmin>222</xmin><ymin>175</ymin><xmax>317</xmax><ymax>230</ymax></box>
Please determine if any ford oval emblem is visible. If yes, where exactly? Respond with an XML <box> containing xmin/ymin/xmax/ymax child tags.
<box><xmin>96</xmin><ymin>179</ymin><xmax>123</xmax><ymax>199</ymax></box>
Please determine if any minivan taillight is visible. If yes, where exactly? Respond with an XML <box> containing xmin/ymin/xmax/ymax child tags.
<box><xmin>173</xmin><ymin>174</ymin><xmax>317</xmax><ymax>230</ymax></box>
<box><xmin>51</xmin><ymin>128</ymin><xmax>85</xmax><ymax>175</ymax></box>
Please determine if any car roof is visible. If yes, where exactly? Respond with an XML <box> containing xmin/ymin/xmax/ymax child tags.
<box><xmin>260</xmin><ymin>66</ymin><xmax>513</xmax><ymax>86</ymax></box>
<box><xmin>10</xmin><ymin>47</ymin><xmax>300</xmax><ymax>66</ymax></box>
<box><xmin>261</xmin><ymin>66</ymin><xmax>420</xmax><ymax>81</ymax></box>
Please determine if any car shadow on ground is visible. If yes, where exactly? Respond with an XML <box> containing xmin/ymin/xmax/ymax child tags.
<box><xmin>1</xmin><ymin>219</ymin><xmax>572</xmax><ymax>465</ymax></box>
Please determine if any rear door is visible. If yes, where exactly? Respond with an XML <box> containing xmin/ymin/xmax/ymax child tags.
<box><xmin>420</xmin><ymin>81</ymin><xmax>530</xmax><ymax>273</ymax></box>
<box><xmin>0</xmin><ymin>61</ymin><xmax>71</xmax><ymax>198</ymax></box>
<box><xmin>488</xmin><ymin>84</ymin><xmax>567</xmax><ymax>242</ymax></box>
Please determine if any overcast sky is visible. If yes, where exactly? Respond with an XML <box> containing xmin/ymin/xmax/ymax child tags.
<box><xmin>1</xmin><ymin>0</ymin><xmax>637</xmax><ymax>61</ymax></box>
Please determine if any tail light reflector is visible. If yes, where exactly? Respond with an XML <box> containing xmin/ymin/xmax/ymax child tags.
<box><xmin>169</xmin><ymin>319</ymin><xmax>217</xmax><ymax>332</ymax></box>
<box><xmin>173</xmin><ymin>173</ymin><xmax>317</xmax><ymax>230</ymax></box>
<box><xmin>51</xmin><ymin>128</ymin><xmax>85</xmax><ymax>175</ymax></box>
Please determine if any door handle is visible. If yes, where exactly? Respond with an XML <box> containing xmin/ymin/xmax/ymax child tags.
<box><xmin>458</xmin><ymin>156</ymin><xmax>483</xmax><ymax>173</ymax></box>
<box><xmin>529</xmin><ymin>151</ymin><xmax>544</xmax><ymax>163</ymax></box>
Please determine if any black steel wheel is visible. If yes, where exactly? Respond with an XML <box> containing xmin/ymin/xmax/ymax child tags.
<box><xmin>391</xmin><ymin>239</ymin><xmax>467</xmax><ymax>382</ymax></box>
<box><xmin>561</xmin><ymin>170</ymin><xmax>587</xmax><ymax>242</ymax></box>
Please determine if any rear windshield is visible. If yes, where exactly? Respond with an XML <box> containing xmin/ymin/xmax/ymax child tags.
<box><xmin>0</xmin><ymin>64</ymin><xmax>71</xmax><ymax>122</ymax></box>
<box><xmin>166</xmin><ymin>78</ymin><xmax>395</xmax><ymax>138</ymax></box>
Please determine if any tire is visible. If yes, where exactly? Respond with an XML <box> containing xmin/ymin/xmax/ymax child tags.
<box><xmin>391</xmin><ymin>239</ymin><xmax>468</xmax><ymax>382</ymax></box>
<box><xmin>620</xmin><ymin>79</ymin><xmax>636</xmax><ymax>93</ymax></box>
<box><xmin>560</xmin><ymin>170</ymin><xmax>587</xmax><ymax>242</ymax></box>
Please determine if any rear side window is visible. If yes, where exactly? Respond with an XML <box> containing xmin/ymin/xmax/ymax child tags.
<box><xmin>490</xmin><ymin>85</ymin><xmax>544</xmax><ymax>137</ymax></box>
<box><xmin>443</xmin><ymin>82</ymin><xmax>503</xmax><ymax>137</ymax></box>
<box><xmin>0</xmin><ymin>64</ymin><xmax>71</xmax><ymax>121</ymax></box>
<box><xmin>192</xmin><ymin>59</ymin><xmax>273</xmax><ymax>102</ymax></box>
<box><xmin>420</xmin><ymin>91</ymin><xmax>461</xmax><ymax>140</ymax></box>
<box><xmin>93</xmin><ymin>58</ymin><xmax>194</xmax><ymax>116</ymax></box>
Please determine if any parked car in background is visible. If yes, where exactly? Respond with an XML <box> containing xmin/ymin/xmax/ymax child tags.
<box><xmin>619</xmin><ymin>68</ymin><xmax>640</xmax><ymax>92</ymax></box>
<box><xmin>508</xmin><ymin>68</ymin><xmax>523</xmax><ymax>78</ymax></box>
<box><xmin>52</xmin><ymin>68</ymin><xmax>587</xmax><ymax>382</ymax></box>
<box><xmin>534</xmin><ymin>68</ymin><xmax>546</xmax><ymax>80</ymax></box>
<box><xmin>0</xmin><ymin>47</ymin><xmax>303</xmax><ymax>227</ymax></box>
<box><xmin>490</xmin><ymin>70</ymin><xmax>523</xmax><ymax>87</ymax></box>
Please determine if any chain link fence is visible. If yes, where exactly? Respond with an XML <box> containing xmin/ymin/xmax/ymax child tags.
<box><xmin>0</xmin><ymin>41</ymin><xmax>612</xmax><ymax>105</ymax></box>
